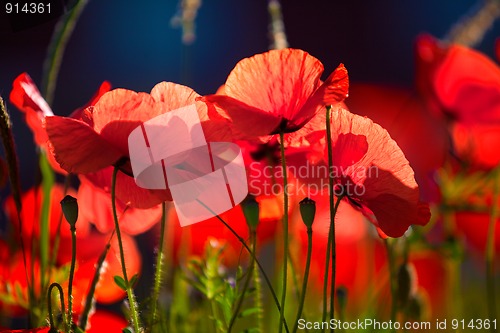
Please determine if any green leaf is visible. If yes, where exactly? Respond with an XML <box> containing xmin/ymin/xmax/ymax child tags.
<box><xmin>113</xmin><ymin>275</ymin><xmax>127</xmax><ymax>291</ymax></box>
<box><xmin>122</xmin><ymin>328</ymin><xmax>133</xmax><ymax>333</ymax></box>
<box><xmin>129</xmin><ymin>274</ymin><xmax>138</xmax><ymax>287</ymax></box>
<box><xmin>239</xmin><ymin>307</ymin><xmax>260</xmax><ymax>318</ymax></box>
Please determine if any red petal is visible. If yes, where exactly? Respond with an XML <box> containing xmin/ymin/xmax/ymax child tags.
<box><xmin>92</xmin><ymin>89</ymin><xmax>159</xmax><ymax>154</ymax></box>
<box><xmin>46</xmin><ymin>116</ymin><xmax>123</xmax><ymax>173</ymax></box>
<box><xmin>70</xmin><ymin>81</ymin><xmax>112</xmax><ymax>119</ymax></box>
<box><xmin>434</xmin><ymin>44</ymin><xmax>500</xmax><ymax>123</ymax></box>
<box><xmin>201</xmin><ymin>95</ymin><xmax>282</xmax><ymax>137</ymax></box>
<box><xmin>9</xmin><ymin>73</ymin><xmax>53</xmax><ymax>146</ymax></box>
<box><xmin>224</xmin><ymin>48</ymin><xmax>323</xmax><ymax>126</ymax></box>
<box><xmin>327</xmin><ymin>107</ymin><xmax>429</xmax><ymax>237</ymax></box>
<box><xmin>78</xmin><ymin>177</ymin><xmax>162</xmax><ymax>234</ymax></box>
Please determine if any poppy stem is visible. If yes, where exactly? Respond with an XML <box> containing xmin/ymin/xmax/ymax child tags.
<box><xmin>79</xmin><ymin>232</ymin><xmax>114</xmax><ymax>331</ymax></box>
<box><xmin>278</xmin><ymin>130</ymin><xmax>289</xmax><ymax>333</ymax></box>
<box><xmin>486</xmin><ymin>170</ymin><xmax>499</xmax><ymax>331</ymax></box>
<box><xmin>384</xmin><ymin>238</ymin><xmax>398</xmax><ymax>331</ymax></box>
<box><xmin>111</xmin><ymin>166</ymin><xmax>142</xmax><ymax>333</ymax></box>
<box><xmin>228</xmin><ymin>229</ymin><xmax>257</xmax><ymax>332</ymax></box>
<box><xmin>0</xmin><ymin>97</ymin><xmax>41</xmax><ymax>326</ymax></box>
<box><xmin>322</xmin><ymin>105</ymin><xmax>342</xmax><ymax>333</ymax></box>
<box><xmin>292</xmin><ymin>225</ymin><xmax>313</xmax><ymax>333</ymax></box>
<box><xmin>66</xmin><ymin>219</ymin><xmax>77</xmax><ymax>331</ymax></box>
<box><xmin>149</xmin><ymin>202</ymin><xmax>167</xmax><ymax>330</ymax></box>
<box><xmin>48</xmin><ymin>282</ymin><xmax>66</xmax><ymax>333</ymax></box>
<box><xmin>196</xmin><ymin>199</ymin><xmax>289</xmax><ymax>332</ymax></box>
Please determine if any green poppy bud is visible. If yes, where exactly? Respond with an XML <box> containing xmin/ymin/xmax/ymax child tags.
<box><xmin>397</xmin><ymin>262</ymin><xmax>416</xmax><ymax>308</ymax></box>
<box><xmin>242</xmin><ymin>195</ymin><xmax>259</xmax><ymax>230</ymax></box>
<box><xmin>299</xmin><ymin>197</ymin><xmax>316</xmax><ymax>228</ymax></box>
<box><xmin>60</xmin><ymin>195</ymin><xmax>78</xmax><ymax>227</ymax></box>
<box><xmin>336</xmin><ymin>286</ymin><xmax>348</xmax><ymax>313</ymax></box>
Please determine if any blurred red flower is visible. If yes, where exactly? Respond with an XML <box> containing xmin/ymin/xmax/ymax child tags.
<box><xmin>415</xmin><ymin>34</ymin><xmax>500</xmax><ymax>169</ymax></box>
<box><xmin>455</xmin><ymin>211</ymin><xmax>500</xmax><ymax>255</ymax></box>
<box><xmin>345</xmin><ymin>84</ymin><xmax>449</xmax><ymax>202</ymax></box>
<box><xmin>202</xmin><ymin>48</ymin><xmax>348</xmax><ymax>139</ymax></box>
<box><xmin>169</xmin><ymin>196</ymin><xmax>280</xmax><ymax>267</ymax></box>
<box><xmin>4</xmin><ymin>185</ymin><xmax>90</xmax><ymax>242</ymax></box>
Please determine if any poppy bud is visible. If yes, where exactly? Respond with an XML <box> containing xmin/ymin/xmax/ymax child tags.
<box><xmin>299</xmin><ymin>197</ymin><xmax>316</xmax><ymax>228</ymax></box>
<box><xmin>405</xmin><ymin>294</ymin><xmax>424</xmax><ymax>321</ymax></box>
<box><xmin>336</xmin><ymin>286</ymin><xmax>348</xmax><ymax>313</ymax></box>
<box><xmin>397</xmin><ymin>262</ymin><xmax>417</xmax><ymax>308</ymax></box>
<box><xmin>241</xmin><ymin>195</ymin><xmax>260</xmax><ymax>230</ymax></box>
<box><xmin>60</xmin><ymin>195</ymin><xmax>78</xmax><ymax>227</ymax></box>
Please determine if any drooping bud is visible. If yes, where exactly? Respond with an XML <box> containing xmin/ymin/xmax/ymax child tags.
<box><xmin>405</xmin><ymin>294</ymin><xmax>425</xmax><ymax>321</ymax></box>
<box><xmin>336</xmin><ymin>286</ymin><xmax>348</xmax><ymax>314</ymax></box>
<box><xmin>397</xmin><ymin>262</ymin><xmax>417</xmax><ymax>308</ymax></box>
<box><xmin>60</xmin><ymin>195</ymin><xmax>78</xmax><ymax>227</ymax></box>
<box><xmin>299</xmin><ymin>197</ymin><xmax>316</xmax><ymax>228</ymax></box>
<box><xmin>241</xmin><ymin>195</ymin><xmax>260</xmax><ymax>230</ymax></box>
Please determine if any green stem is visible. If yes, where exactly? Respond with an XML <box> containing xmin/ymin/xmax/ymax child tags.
<box><xmin>278</xmin><ymin>130</ymin><xmax>289</xmax><ymax>333</ymax></box>
<box><xmin>0</xmin><ymin>98</ymin><xmax>33</xmax><ymax>316</ymax></box>
<box><xmin>41</xmin><ymin>0</ymin><xmax>89</xmax><ymax>105</ymax></box>
<box><xmin>292</xmin><ymin>226</ymin><xmax>313</xmax><ymax>333</ymax></box>
<box><xmin>253</xmin><ymin>239</ymin><xmax>264</xmax><ymax>333</ymax></box>
<box><xmin>39</xmin><ymin>153</ymin><xmax>55</xmax><ymax>308</ymax></box>
<box><xmin>66</xmin><ymin>223</ymin><xmax>77</xmax><ymax>331</ymax></box>
<box><xmin>384</xmin><ymin>238</ymin><xmax>397</xmax><ymax>330</ymax></box>
<box><xmin>202</xmin><ymin>205</ymin><xmax>288</xmax><ymax>332</ymax></box>
<box><xmin>150</xmin><ymin>202</ymin><xmax>167</xmax><ymax>331</ymax></box>
<box><xmin>228</xmin><ymin>230</ymin><xmax>257</xmax><ymax>332</ymax></box>
<box><xmin>48</xmin><ymin>175</ymin><xmax>71</xmax><ymax>285</ymax></box>
<box><xmin>486</xmin><ymin>172</ymin><xmax>499</xmax><ymax>331</ymax></box>
<box><xmin>79</xmin><ymin>232</ymin><xmax>113</xmax><ymax>331</ymax></box>
<box><xmin>48</xmin><ymin>282</ymin><xmax>66</xmax><ymax>333</ymax></box>
<box><xmin>111</xmin><ymin>166</ymin><xmax>142</xmax><ymax>333</ymax></box>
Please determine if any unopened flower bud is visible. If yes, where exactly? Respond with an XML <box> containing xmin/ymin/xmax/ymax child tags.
<box><xmin>242</xmin><ymin>195</ymin><xmax>260</xmax><ymax>230</ymax></box>
<box><xmin>299</xmin><ymin>197</ymin><xmax>316</xmax><ymax>228</ymax></box>
<box><xmin>336</xmin><ymin>286</ymin><xmax>348</xmax><ymax>313</ymax></box>
<box><xmin>60</xmin><ymin>195</ymin><xmax>78</xmax><ymax>227</ymax></box>
<box><xmin>397</xmin><ymin>262</ymin><xmax>417</xmax><ymax>308</ymax></box>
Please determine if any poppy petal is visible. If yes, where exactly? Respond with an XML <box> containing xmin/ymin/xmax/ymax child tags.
<box><xmin>10</xmin><ymin>73</ymin><xmax>53</xmax><ymax>146</ymax></box>
<box><xmin>224</xmin><ymin>48</ymin><xmax>323</xmax><ymax>124</ymax></box>
<box><xmin>46</xmin><ymin>116</ymin><xmax>123</xmax><ymax>173</ymax></box>
<box><xmin>328</xmin><ymin>107</ymin><xmax>429</xmax><ymax>237</ymax></box>
<box><xmin>201</xmin><ymin>95</ymin><xmax>282</xmax><ymax>137</ymax></box>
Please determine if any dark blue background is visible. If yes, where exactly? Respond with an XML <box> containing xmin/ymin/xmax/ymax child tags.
<box><xmin>1</xmin><ymin>0</ymin><xmax>499</xmax><ymax>189</ymax></box>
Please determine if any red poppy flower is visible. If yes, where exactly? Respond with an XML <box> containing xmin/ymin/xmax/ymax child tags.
<box><xmin>9</xmin><ymin>73</ymin><xmax>110</xmax><ymax>174</ymax></box>
<box><xmin>4</xmin><ymin>185</ymin><xmax>90</xmax><ymax>241</ymax></box>
<box><xmin>57</xmin><ymin>231</ymin><xmax>141</xmax><ymax>305</ymax></box>
<box><xmin>169</xmin><ymin>196</ymin><xmax>279</xmax><ymax>267</ymax></box>
<box><xmin>450</xmin><ymin>122</ymin><xmax>500</xmax><ymax>169</ymax></box>
<box><xmin>300</xmin><ymin>106</ymin><xmax>430</xmax><ymax>237</ymax></box>
<box><xmin>85</xmin><ymin>310</ymin><xmax>128</xmax><ymax>332</ymax></box>
<box><xmin>201</xmin><ymin>48</ymin><xmax>348</xmax><ymax>139</ymax></box>
<box><xmin>76</xmin><ymin>174</ymin><xmax>162</xmax><ymax>235</ymax></box>
<box><xmin>455</xmin><ymin>211</ymin><xmax>500</xmax><ymax>255</ymax></box>
<box><xmin>345</xmin><ymin>84</ymin><xmax>449</xmax><ymax>201</ymax></box>
<box><xmin>415</xmin><ymin>34</ymin><xmax>500</xmax><ymax>124</ymax></box>
<box><xmin>415</xmin><ymin>34</ymin><xmax>500</xmax><ymax>169</ymax></box>
<box><xmin>46</xmin><ymin>82</ymin><xmax>229</xmax><ymax>208</ymax></box>
<box><xmin>0</xmin><ymin>245</ymin><xmax>40</xmax><ymax>317</ymax></box>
